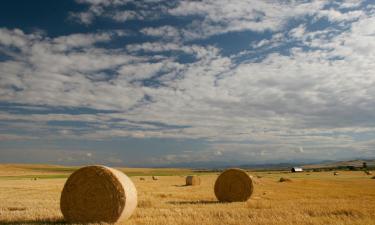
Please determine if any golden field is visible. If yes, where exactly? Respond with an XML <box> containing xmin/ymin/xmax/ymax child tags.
<box><xmin>0</xmin><ymin>165</ymin><xmax>375</xmax><ymax>225</ymax></box>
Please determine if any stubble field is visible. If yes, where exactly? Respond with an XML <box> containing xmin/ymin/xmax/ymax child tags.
<box><xmin>0</xmin><ymin>165</ymin><xmax>375</xmax><ymax>225</ymax></box>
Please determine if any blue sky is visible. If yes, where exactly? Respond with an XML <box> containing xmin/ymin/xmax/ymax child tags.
<box><xmin>1</xmin><ymin>0</ymin><xmax>375</xmax><ymax>167</ymax></box>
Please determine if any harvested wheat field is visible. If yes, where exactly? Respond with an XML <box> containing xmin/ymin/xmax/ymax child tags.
<box><xmin>0</xmin><ymin>165</ymin><xmax>375</xmax><ymax>225</ymax></box>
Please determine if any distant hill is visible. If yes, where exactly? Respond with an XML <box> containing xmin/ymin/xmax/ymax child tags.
<box><xmin>303</xmin><ymin>159</ymin><xmax>375</xmax><ymax>169</ymax></box>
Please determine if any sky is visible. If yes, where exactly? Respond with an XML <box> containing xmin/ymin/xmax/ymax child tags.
<box><xmin>0</xmin><ymin>0</ymin><xmax>375</xmax><ymax>167</ymax></box>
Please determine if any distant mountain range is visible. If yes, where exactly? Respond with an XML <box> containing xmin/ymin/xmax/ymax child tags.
<box><xmin>302</xmin><ymin>159</ymin><xmax>375</xmax><ymax>169</ymax></box>
<box><xmin>160</xmin><ymin>159</ymin><xmax>375</xmax><ymax>170</ymax></box>
<box><xmin>1</xmin><ymin>159</ymin><xmax>374</xmax><ymax>170</ymax></box>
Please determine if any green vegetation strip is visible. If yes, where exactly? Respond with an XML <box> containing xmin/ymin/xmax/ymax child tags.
<box><xmin>118</xmin><ymin>171</ymin><xmax>214</xmax><ymax>177</ymax></box>
<box><xmin>26</xmin><ymin>167</ymin><xmax>79</xmax><ymax>173</ymax></box>
<box><xmin>0</xmin><ymin>171</ymin><xmax>215</xmax><ymax>180</ymax></box>
<box><xmin>0</xmin><ymin>174</ymin><xmax>69</xmax><ymax>180</ymax></box>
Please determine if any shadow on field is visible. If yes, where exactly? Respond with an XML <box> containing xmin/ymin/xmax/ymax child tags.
<box><xmin>0</xmin><ymin>219</ymin><xmax>67</xmax><ymax>225</ymax></box>
<box><xmin>168</xmin><ymin>200</ymin><xmax>221</xmax><ymax>205</ymax></box>
<box><xmin>173</xmin><ymin>184</ymin><xmax>189</xmax><ymax>187</ymax></box>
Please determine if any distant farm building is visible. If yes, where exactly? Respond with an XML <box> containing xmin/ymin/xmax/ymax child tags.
<box><xmin>291</xmin><ymin>167</ymin><xmax>303</xmax><ymax>172</ymax></box>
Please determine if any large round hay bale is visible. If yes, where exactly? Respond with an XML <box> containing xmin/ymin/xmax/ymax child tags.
<box><xmin>186</xmin><ymin>176</ymin><xmax>200</xmax><ymax>186</ymax></box>
<box><xmin>214</xmin><ymin>168</ymin><xmax>253</xmax><ymax>202</ymax></box>
<box><xmin>60</xmin><ymin>165</ymin><xmax>137</xmax><ymax>223</ymax></box>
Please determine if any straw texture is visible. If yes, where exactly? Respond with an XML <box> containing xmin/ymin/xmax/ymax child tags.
<box><xmin>186</xmin><ymin>176</ymin><xmax>200</xmax><ymax>186</ymax></box>
<box><xmin>214</xmin><ymin>168</ymin><xmax>253</xmax><ymax>202</ymax></box>
<box><xmin>60</xmin><ymin>165</ymin><xmax>137</xmax><ymax>223</ymax></box>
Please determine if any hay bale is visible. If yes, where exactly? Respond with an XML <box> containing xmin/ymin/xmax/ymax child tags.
<box><xmin>333</xmin><ymin>171</ymin><xmax>339</xmax><ymax>176</ymax></box>
<box><xmin>371</xmin><ymin>176</ymin><xmax>375</xmax><ymax>179</ymax></box>
<box><xmin>140</xmin><ymin>177</ymin><xmax>145</xmax><ymax>181</ymax></box>
<box><xmin>60</xmin><ymin>165</ymin><xmax>137</xmax><ymax>224</ymax></box>
<box><xmin>365</xmin><ymin>171</ymin><xmax>372</xmax><ymax>175</ymax></box>
<box><xmin>152</xmin><ymin>176</ymin><xmax>158</xmax><ymax>180</ymax></box>
<box><xmin>279</xmin><ymin>177</ymin><xmax>292</xmax><ymax>182</ymax></box>
<box><xmin>186</xmin><ymin>176</ymin><xmax>200</xmax><ymax>186</ymax></box>
<box><xmin>214</xmin><ymin>168</ymin><xmax>253</xmax><ymax>202</ymax></box>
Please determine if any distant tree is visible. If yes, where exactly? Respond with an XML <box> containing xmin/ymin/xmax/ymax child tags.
<box><xmin>347</xmin><ymin>166</ymin><xmax>357</xmax><ymax>171</ymax></box>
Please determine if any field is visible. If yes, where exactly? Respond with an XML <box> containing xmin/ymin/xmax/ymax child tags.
<box><xmin>0</xmin><ymin>165</ymin><xmax>375</xmax><ymax>225</ymax></box>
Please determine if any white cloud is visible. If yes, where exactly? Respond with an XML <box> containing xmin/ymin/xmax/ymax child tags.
<box><xmin>70</xmin><ymin>0</ymin><xmax>368</xmax><ymax>41</ymax></box>
<box><xmin>317</xmin><ymin>9</ymin><xmax>364</xmax><ymax>22</ymax></box>
<box><xmin>52</xmin><ymin>32</ymin><xmax>112</xmax><ymax>49</ymax></box>
<box><xmin>112</xmin><ymin>10</ymin><xmax>142</xmax><ymax>22</ymax></box>
<box><xmin>0</xmin><ymin>28</ymin><xmax>148</xmax><ymax>110</ymax></box>
<box><xmin>339</xmin><ymin>0</ymin><xmax>364</xmax><ymax>9</ymax></box>
<box><xmin>141</xmin><ymin>26</ymin><xmax>181</xmax><ymax>41</ymax></box>
<box><xmin>168</xmin><ymin>0</ymin><xmax>327</xmax><ymax>40</ymax></box>
<box><xmin>70</xmin><ymin>0</ymin><xmax>164</xmax><ymax>24</ymax></box>
<box><xmin>289</xmin><ymin>25</ymin><xmax>306</xmax><ymax>39</ymax></box>
<box><xmin>2</xmin><ymin>0</ymin><xmax>375</xmax><ymax>163</ymax></box>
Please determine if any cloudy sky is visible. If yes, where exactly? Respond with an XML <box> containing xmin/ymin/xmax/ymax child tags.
<box><xmin>0</xmin><ymin>0</ymin><xmax>375</xmax><ymax>167</ymax></box>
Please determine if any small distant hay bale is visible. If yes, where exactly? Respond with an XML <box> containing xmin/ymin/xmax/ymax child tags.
<box><xmin>60</xmin><ymin>165</ymin><xmax>137</xmax><ymax>224</ymax></box>
<box><xmin>186</xmin><ymin>176</ymin><xmax>200</xmax><ymax>186</ymax></box>
<box><xmin>279</xmin><ymin>177</ymin><xmax>292</xmax><ymax>182</ymax></box>
<box><xmin>140</xmin><ymin>177</ymin><xmax>145</xmax><ymax>181</ymax></box>
<box><xmin>214</xmin><ymin>168</ymin><xmax>253</xmax><ymax>202</ymax></box>
<box><xmin>371</xmin><ymin>176</ymin><xmax>375</xmax><ymax>179</ymax></box>
<box><xmin>333</xmin><ymin>171</ymin><xmax>339</xmax><ymax>176</ymax></box>
<box><xmin>152</xmin><ymin>176</ymin><xmax>158</xmax><ymax>180</ymax></box>
<box><xmin>365</xmin><ymin>171</ymin><xmax>372</xmax><ymax>175</ymax></box>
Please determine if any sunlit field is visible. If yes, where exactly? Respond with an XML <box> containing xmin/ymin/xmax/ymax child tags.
<box><xmin>0</xmin><ymin>165</ymin><xmax>375</xmax><ymax>225</ymax></box>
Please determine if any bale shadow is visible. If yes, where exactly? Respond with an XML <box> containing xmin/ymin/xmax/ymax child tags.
<box><xmin>168</xmin><ymin>200</ymin><xmax>222</xmax><ymax>205</ymax></box>
<box><xmin>172</xmin><ymin>184</ymin><xmax>189</xmax><ymax>187</ymax></box>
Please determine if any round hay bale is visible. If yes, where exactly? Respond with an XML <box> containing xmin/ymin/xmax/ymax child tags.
<box><xmin>60</xmin><ymin>165</ymin><xmax>137</xmax><ymax>224</ymax></box>
<box><xmin>186</xmin><ymin>176</ymin><xmax>200</xmax><ymax>186</ymax></box>
<box><xmin>365</xmin><ymin>171</ymin><xmax>372</xmax><ymax>175</ymax></box>
<box><xmin>333</xmin><ymin>171</ymin><xmax>339</xmax><ymax>176</ymax></box>
<box><xmin>214</xmin><ymin>168</ymin><xmax>253</xmax><ymax>202</ymax></box>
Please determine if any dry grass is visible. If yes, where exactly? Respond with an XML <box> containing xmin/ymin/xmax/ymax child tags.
<box><xmin>0</xmin><ymin>167</ymin><xmax>375</xmax><ymax>225</ymax></box>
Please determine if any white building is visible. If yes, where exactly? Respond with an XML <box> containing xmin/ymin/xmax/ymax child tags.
<box><xmin>291</xmin><ymin>167</ymin><xmax>303</xmax><ymax>172</ymax></box>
